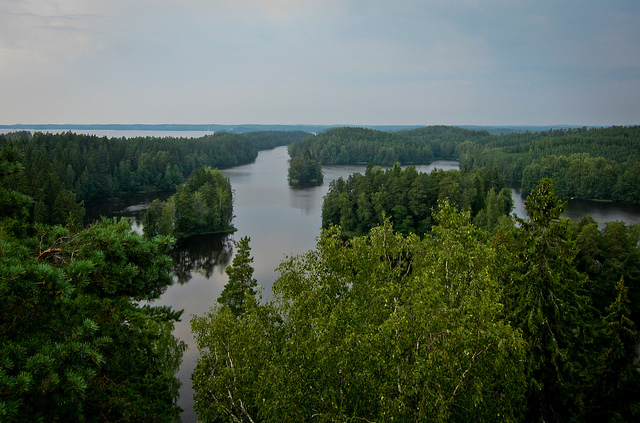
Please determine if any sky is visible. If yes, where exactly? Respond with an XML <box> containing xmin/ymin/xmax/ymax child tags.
<box><xmin>1</xmin><ymin>0</ymin><xmax>639</xmax><ymax>126</ymax></box>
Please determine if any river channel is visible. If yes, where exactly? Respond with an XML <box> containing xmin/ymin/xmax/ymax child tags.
<box><xmin>94</xmin><ymin>145</ymin><xmax>640</xmax><ymax>422</ymax></box>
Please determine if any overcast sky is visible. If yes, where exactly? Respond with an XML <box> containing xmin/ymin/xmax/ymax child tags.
<box><xmin>1</xmin><ymin>0</ymin><xmax>638</xmax><ymax>126</ymax></box>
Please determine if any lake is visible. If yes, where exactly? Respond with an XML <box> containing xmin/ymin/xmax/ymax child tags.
<box><xmin>98</xmin><ymin>145</ymin><xmax>640</xmax><ymax>422</ymax></box>
<box><xmin>139</xmin><ymin>147</ymin><xmax>459</xmax><ymax>422</ymax></box>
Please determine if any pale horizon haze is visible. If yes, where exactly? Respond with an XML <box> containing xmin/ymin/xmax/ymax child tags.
<box><xmin>1</xmin><ymin>0</ymin><xmax>639</xmax><ymax>127</ymax></box>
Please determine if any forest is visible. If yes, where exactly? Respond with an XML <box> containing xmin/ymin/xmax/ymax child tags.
<box><xmin>0</xmin><ymin>147</ymin><xmax>186</xmax><ymax>422</ymax></box>
<box><xmin>287</xmin><ymin>154</ymin><xmax>323</xmax><ymax>186</ymax></box>
<box><xmin>143</xmin><ymin>167</ymin><xmax>234</xmax><ymax>239</ymax></box>
<box><xmin>289</xmin><ymin>125</ymin><xmax>640</xmax><ymax>203</ymax></box>
<box><xmin>0</xmin><ymin>130</ymin><xmax>303</xmax><ymax>422</ymax></box>
<box><xmin>322</xmin><ymin>164</ymin><xmax>511</xmax><ymax>236</ymax></box>
<box><xmin>0</xmin><ymin>130</ymin><xmax>308</xmax><ymax>227</ymax></box>
<box><xmin>2</xmin><ymin>126</ymin><xmax>640</xmax><ymax>422</ymax></box>
<box><xmin>194</xmin><ymin>179</ymin><xmax>640</xmax><ymax>422</ymax></box>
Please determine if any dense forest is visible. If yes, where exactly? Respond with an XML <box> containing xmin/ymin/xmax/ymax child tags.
<box><xmin>322</xmin><ymin>164</ymin><xmax>511</xmax><ymax>236</ymax></box>
<box><xmin>287</xmin><ymin>154</ymin><xmax>323</xmax><ymax>186</ymax></box>
<box><xmin>0</xmin><ymin>130</ymin><xmax>308</xmax><ymax>227</ymax></box>
<box><xmin>193</xmin><ymin>179</ymin><xmax>640</xmax><ymax>422</ymax></box>
<box><xmin>0</xmin><ymin>148</ymin><xmax>185</xmax><ymax>422</ymax></box>
<box><xmin>242</xmin><ymin>130</ymin><xmax>312</xmax><ymax>151</ymax></box>
<box><xmin>289</xmin><ymin>125</ymin><xmax>640</xmax><ymax>203</ymax></box>
<box><xmin>0</xmin><ymin>130</ymin><xmax>304</xmax><ymax>422</ymax></box>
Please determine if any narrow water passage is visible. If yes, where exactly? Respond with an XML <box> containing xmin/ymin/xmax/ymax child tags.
<box><xmin>149</xmin><ymin>147</ymin><xmax>459</xmax><ymax>422</ymax></box>
<box><xmin>99</xmin><ymin>146</ymin><xmax>639</xmax><ymax>422</ymax></box>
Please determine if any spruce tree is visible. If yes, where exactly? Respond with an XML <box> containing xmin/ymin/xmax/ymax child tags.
<box><xmin>504</xmin><ymin>178</ymin><xmax>593</xmax><ymax>421</ymax></box>
<box><xmin>218</xmin><ymin>236</ymin><xmax>258</xmax><ymax>316</ymax></box>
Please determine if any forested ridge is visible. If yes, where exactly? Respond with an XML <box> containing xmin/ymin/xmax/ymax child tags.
<box><xmin>289</xmin><ymin>125</ymin><xmax>640</xmax><ymax>203</ymax></box>
<box><xmin>241</xmin><ymin>130</ymin><xmax>312</xmax><ymax>150</ymax></box>
<box><xmin>0</xmin><ymin>130</ymin><xmax>309</xmax><ymax>227</ymax></box>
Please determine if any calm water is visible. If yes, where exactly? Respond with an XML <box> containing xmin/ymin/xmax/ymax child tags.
<box><xmin>144</xmin><ymin>147</ymin><xmax>459</xmax><ymax>422</ymax></box>
<box><xmin>97</xmin><ymin>145</ymin><xmax>640</xmax><ymax>422</ymax></box>
<box><xmin>509</xmin><ymin>184</ymin><xmax>640</xmax><ymax>229</ymax></box>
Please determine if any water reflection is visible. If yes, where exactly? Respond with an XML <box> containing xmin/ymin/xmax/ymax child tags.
<box><xmin>172</xmin><ymin>234</ymin><xmax>233</xmax><ymax>284</ymax></box>
<box><xmin>509</xmin><ymin>184</ymin><xmax>640</xmax><ymax>229</ymax></box>
<box><xmin>84</xmin><ymin>147</ymin><xmax>640</xmax><ymax>423</ymax></box>
<box><xmin>563</xmin><ymin>198</ymin><xmax>640</xmax><ymax>228</ymax></box>
<box><xmin>288</xmin><ymin>185</ymin><xmax>323</xmax><ymax>215</ymax></box>
<box><xmin>84</xmin><ymin>191</ymin><xmax>173</xmax><ymax>222</ymax></box>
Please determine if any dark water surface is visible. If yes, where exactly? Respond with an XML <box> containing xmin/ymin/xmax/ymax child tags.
<box><xmin>509</xmin><ymin>184</ymin><xmax>640</xmax><ymax>229</ymax></box>
<box><xmin>93</xmin><ymin>146</ymin><xmax>640</xmax><ymax>422</ymax></box>
<box><xmin>119</xmin><ymin>147</ymin><xmax>457</xmax><ymax>422</ymax></box>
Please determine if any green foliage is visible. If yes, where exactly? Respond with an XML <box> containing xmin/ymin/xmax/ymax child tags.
<box><xmin>586</xmin><ymin>278</ymin><xmax>640</xmax><ymax>421</ymax></box>
<box><xmin>500</xmin><ymin>179</ymin><xmax>588</xmax><ymax>421</ymax></box>
<box><xmin>217</xmin><ymin>236</ymin><xmax>258</xmax><ymax>316</ymax></box>
<box><xmin>290</xmin><ymin>125</ymin><xmax>640</xmax><ymax>203</ymax></box>
<box><xmin>192</xmin><ymin>178</ymin><xmax>640</xmax><ymax>422</ymax></box>
<box><xmin>0</xmin><ymin>152</ymin><xmax>185</xmax><ymax>422</ymax></box>
<box><xmin>494</xmin><ymin>178</ymin><xmax>640</xmax><ymax>421</ymax></box>
<box><xmin>472</xmin><ymin>187</ymin><xmax>513</xmax><ymax>233</ymax></box>
<box><xmin>288</xmin><ymin>125</ymin><xmax>486</xmax><ymax>165</ymax></box>
<box><xmin>576</xmin><ymin>219</ymin><xmax>640</xmax><ymax>321</ymax></box>
<box><xmin>0</xmin><ymin>146</ymin><xmax>33</xmax><ymax>238</ymax></box>
<box><xmin>0</xmin><ymin>131</ymin><xmax>258</xmax><ymax>225</ymax></box>
<box><xmin>322</xmin><ymin>163</ymin><xmax>510</xmax><ymax>237</ymax></box>
<box><xmin>192</xmin><ymin>206</ymin><xmax>527</xmax><ymax>422</ymax></box>
<box><xmin>143</xmin><ymin>167</ymin><xmax>234</xmax><ymax>239</ymax></box>
<box><xmin>242</xmin><ymin>130</ymin><xmax>312</xmax><ymax>150</ymax></box>
<box><xmin>287</xmin><ymin>154</ymin><xmax>323</xmax><ymax>186</ymax></box>
<box><xmin>0</xmin><ymin>220</ymin><xmax>185</xmax><ymax>422</ymax></box>
<box><xmin>465</xmin><ymin>126</ymin><xmax>640</xmax><ymax>202</ymax></box>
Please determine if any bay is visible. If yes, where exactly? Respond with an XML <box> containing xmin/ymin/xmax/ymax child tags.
<box><xmin>94</xmin><ymin>145</ymin><xmax>640</xmax><ymax>422</ymax></box>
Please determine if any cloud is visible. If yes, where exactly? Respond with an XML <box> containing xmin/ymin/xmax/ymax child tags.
<box><xmin>0</xmin><ymin>0</ymin><xmax>638</xmax><ymax>124</ymax></box>
<box><xmin>0</xmin><ymin>1</ymin><xmax>109</xmax><ymax>77</ymax></box>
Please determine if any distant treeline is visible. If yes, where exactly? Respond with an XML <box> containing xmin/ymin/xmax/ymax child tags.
<box><xmin>241</xmin><ymin>130</ymin><xmax>312</xmax><ymax>150</ymax></box>
<box><xmin>288</xmin><ymin>126</ymin><xmax>489</xmax><ymax>165</ymax></box>
<box><xmin>0</xmin><ymin>130</ymin><xmax>309</xmax><ymax>226</ymax></box>
<box><xmin>289</xmin><ymin>125</ymin><xmax>640</xmax><ymax>203</ymax></box>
